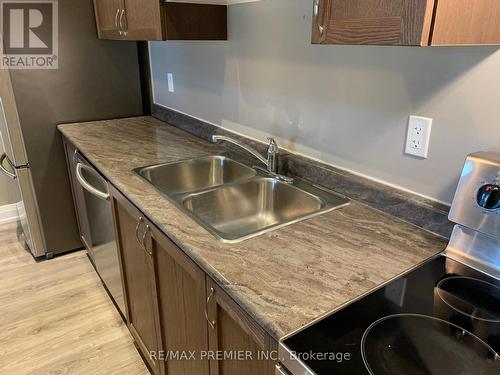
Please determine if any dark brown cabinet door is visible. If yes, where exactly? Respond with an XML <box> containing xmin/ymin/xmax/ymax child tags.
<box><xmin>109</xmin><ymin>186</ymin><xmax>163</xmax><ymax>375</ymax></box>
<box><xmin>430</xmin><ymin>0</ymin><xmax>500</xmax><ymax>45</ymax></box>
<box><xmin>122</xmin><ymin>0</ymin><xmax>164</xmax><ymax>40</ymax></box>
<box><xmin>206</xmin><ymin>278</ymin><xmax>276</xmax><ymax>375</ymax></box>
<box><xmin>93</xmin><ymin>0</ymin><xmax>227</xmax><ymax>41</ymax></box>
<box><xmin>163</xmin><ymin>3</ymin><xmax>227</xmax><ymax>41</ymax></box>
<box><xmin>149</xmin><ymin>224</ymin><xmax>210</xmax><ymax>375</ymax></box>
<box><xmin>312</xmin><ymin>0</ymin><xmax>435</xmax><ymax>46</ymax></box>
<box><xmin>93</xmin><ymin>0</ymin><xmax>124</xmax><ymax>39</ymax></box>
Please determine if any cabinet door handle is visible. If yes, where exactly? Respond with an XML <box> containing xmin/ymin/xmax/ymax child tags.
<box><xmin>135</xmin><ymin>216</ymin><xmax>144</xmax><ymax>246</ymax></box>
<box><xmin>119</xmin><ymin>9</ymin><xmax>126</xmax><ymax>36</ymax></box>
<box><xmin>114</xmin><ymin>8</ymin><xmax>120</xmax><ymax>32</ymax></box>
<box><xmin>313</xmin><ymin>0</ymin><xmax>320</xmax><ymax>16</ymax></box>
<box><xmin>205</xmin><ymin>287</ymin><xmax>216</xmax><ymax>329</ymax></box>
<box><xmin>275</xmin><ymin>364</ymin><xmax>289</xmax><ymax>375</ymax></box>
<box><xmin>142</xmin><ymin>224</ymin><xmax>152</xmax><ymax>257</ymax></box>
<box><xmin>314</xmin><ymin>0</ymin><xmax>325</xmax><ymax>35</ymax></box>
<box><xmin>72</xmin><ymin>149</ymin><xmax>79</xmax><ymax>163</ymax></box>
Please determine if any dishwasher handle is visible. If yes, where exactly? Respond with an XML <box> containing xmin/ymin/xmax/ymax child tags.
<box><xmin>75</xmin><ymin>163</ymin><xmax>109</xmax><ymax>201</ymax></box>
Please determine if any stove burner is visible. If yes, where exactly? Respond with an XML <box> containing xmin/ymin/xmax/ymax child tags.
<box><xmin>436</xmin><ymin>276</ymin><xmax>500</xmax><ymax>323</ymax></box>
<box><xmin>361</xmin><ymin>314</ymin><xmax>500</xmax><ymax>375</ymax></box>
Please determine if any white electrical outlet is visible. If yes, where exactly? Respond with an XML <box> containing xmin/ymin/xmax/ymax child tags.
<box><xmin>405</xmin><ymin>115</ymin><xmax>433</xmax><ymax>158</ymax></box>
<box><xmin>167</xmin><ymin>73</ymin><xmax>174</xmax><ymax>93</ymax></box>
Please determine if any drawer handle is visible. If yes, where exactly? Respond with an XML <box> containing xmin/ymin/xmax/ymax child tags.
<box><xmin>135</xmin><ymin>216</ymin><xmax>144</xmax><ymax>246</ymax></box>
<box><xmin>205</xmin><ymin>287</ymin><xmax>216</xmax><ymax>329</ymax></box>
<box><xmin>142</xmin><ymin>224</ymin><xmax>152</xmax><ymax>257</ymax></box>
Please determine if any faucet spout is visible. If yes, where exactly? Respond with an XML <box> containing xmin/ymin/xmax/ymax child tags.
<box><xmin>212</xmin><ymin>135</ymin><xmax>268</xmax><ymax>167</ymax></box>
<box><xmin>212</xmin><ymin>134</ymin><xmax>292</xmax><ymax>183</ymax></box>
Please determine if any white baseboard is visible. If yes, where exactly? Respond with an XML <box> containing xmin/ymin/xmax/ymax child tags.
<box><xmin>0</xmin><ymin>203</ymin><xmax>19</xmax><ymax>225</ymax></box>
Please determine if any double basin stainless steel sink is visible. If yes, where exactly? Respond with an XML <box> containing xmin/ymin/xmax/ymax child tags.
<box><xmin>135</xmin><ymin>156</ymin><xmax>349</xmax><ymax>243</ymax></box>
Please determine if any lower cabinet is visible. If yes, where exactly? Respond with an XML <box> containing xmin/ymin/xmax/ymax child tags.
<box><xmin>206</xmin><ymin>279</ymin><xmax>277</xmax><ymax>375</ymax></box>
<box><xmin>109</xmin><ymin>184</ymin><xmax>163</xmax><ymax>374</ymax></box>
<box><xmin>108</xmin><ymin>184</ymin><xmax>277</xmax><ymax>375</ymax></box>
<box><xmin>149</xmin><ymin>222</ymin><xmax>210</xmax><ymax>375</ymax></box>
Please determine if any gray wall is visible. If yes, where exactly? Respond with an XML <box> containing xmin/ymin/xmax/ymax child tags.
<box><xmin>0</xmin><ymin>134</ymin><xmax>20</xmax><ymax>206</ymax></box>
<box><xmin>8</xmin><ymin>0</ymin><xmax>143</xmax><ymax>253</ymax></box>
<box><xmin>149</xmin><ymin>0</ymin><xmax>500</xmax><ymax>204</ymax></box>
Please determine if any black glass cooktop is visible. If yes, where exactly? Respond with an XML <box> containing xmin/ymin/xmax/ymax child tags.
<box><xmin>282</xmin><ymin>255</ymin><xmax>500</xmax><ymax>375</ymax></box>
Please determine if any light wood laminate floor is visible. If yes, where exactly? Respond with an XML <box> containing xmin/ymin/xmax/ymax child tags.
<box><xmin>0</xmin><ymin>222</ymin><xmax>149</xmax><ymax>375</ymax></box>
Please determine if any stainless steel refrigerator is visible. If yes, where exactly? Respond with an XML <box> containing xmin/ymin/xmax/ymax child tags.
<box><xmin>0</xmin><ymin>0</ymin><xmax>143</xmax><ymax>258</ymax></box>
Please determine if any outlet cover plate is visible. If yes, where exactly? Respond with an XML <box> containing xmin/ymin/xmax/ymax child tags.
<box><xmin>167</xmin><ymin>73</ymin><xmax>174</xmax><ymax>93</ymax></box>
<box><xmin>405</xmin><ymin>115</ymin><xmax>432</xmax><ymax>158</ymax></box>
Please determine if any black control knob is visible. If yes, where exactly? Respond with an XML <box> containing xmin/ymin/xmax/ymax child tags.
<box><xmin>477</xmin><ymin>184</ymin><xmax>500</xmax><ymax>210</ymax></box>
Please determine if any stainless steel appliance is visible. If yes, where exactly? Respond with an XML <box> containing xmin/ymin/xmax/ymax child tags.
<box><xmin>278</xmin><ymin>152</ymin><xmax>500</xmax><ymax>375</ymax></box>
<box><xmin>447</xmin><ymin>152</ymin><xmax>500</xmax><ymax>279</ymax></box>
<box><xmin>0</xmin><ymin>0</ymin><xmax>142</xmax><ymax>258</ymax></box>
<box><xmin>0</xmin><ymin>72</ymin><xmax>46</xmax><ymax>255</ymax></box>
<box><xmin>73</xmin><ymin>151</ymin><xmax>125</xmax><ymax>316</ymax></box>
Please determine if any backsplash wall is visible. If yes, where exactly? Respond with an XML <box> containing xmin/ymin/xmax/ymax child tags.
<box><xmin>149</xmin><ymin>0</ymin><xmax>500</xmax><ymax>204</ymax></box>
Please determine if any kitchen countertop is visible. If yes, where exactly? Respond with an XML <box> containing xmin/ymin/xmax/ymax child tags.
<box><xmin>58</xmin><ymin>116</ymin><xmax>447</xmax><ymax>340</ymax></box>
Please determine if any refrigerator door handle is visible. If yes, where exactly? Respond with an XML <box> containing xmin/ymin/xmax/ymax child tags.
<box><xmin>75</xmin><ymin>163</ymin><xmax>109</xmax><ymax>201</ymax></box>
<box><xmin>0</xmin><ymin>152</ymin><xmax>17</xmax><ymax>180</ymax></box>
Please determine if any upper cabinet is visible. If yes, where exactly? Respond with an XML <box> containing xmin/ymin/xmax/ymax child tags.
<box><xmin>431</xmin><ymin>0</ymin><xmax>500</xmax><ymax>45</ymax></box>
<box><xmin>122</xmin><ymin>0</ymin><xmax>164</xmax><ymax>40</ymax></box>
<box><xmin>312</xmin><ymin>0</ymin><xmax>500</xmax><ymax>46</ymax></box>
<box><xmin>93</xmin><ymin>0</ymin><xmax>227</xmax><ymax>41</ymax></box>
<box><xmin>93</xmin><ymin>0</ymin><xmax>125</xmax><ymax>40</ymax></box>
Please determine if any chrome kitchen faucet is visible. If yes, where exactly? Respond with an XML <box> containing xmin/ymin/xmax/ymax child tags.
<box><xmin>212</xmin><ymin>135</ymin><xmax>293</xmax><ymax>183</ymax></box>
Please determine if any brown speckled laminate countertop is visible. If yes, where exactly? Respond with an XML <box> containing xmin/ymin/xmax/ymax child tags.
<box><xmin>58</xmin><ymin>116</ymin><xmax>447</xmax><ymax>340</ymax></box>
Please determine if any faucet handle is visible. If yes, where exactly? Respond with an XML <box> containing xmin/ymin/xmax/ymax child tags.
<box><xmin>267</xmin><ymin>137</ymin><xmax>278</xmax><ymax>151</ymax></box>
<box><xmin>266</xmin><ymin>137</ymin><xmax>279</xmax><ymax>175</ymax></box>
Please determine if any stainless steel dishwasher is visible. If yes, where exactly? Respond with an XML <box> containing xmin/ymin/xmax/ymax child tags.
<box><xmin>74</xmin><ymin>152</ymin><xmax>125</xmax><ymax>316</ymax></box>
